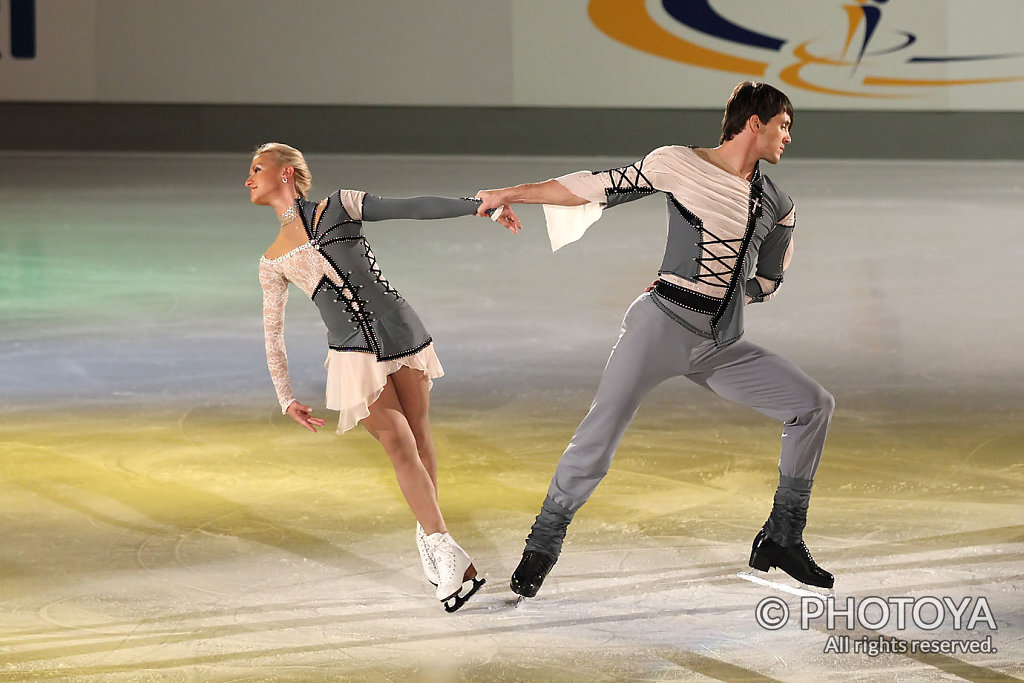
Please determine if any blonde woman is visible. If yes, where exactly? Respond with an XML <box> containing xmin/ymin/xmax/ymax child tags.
<box><xmin>248</xmin><ymin>143</ymin><xmax>517</xmax><ymax>611</ymax></box>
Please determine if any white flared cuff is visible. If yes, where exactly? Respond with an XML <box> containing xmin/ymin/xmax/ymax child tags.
<box><xmin>543</xmin><ymin>202</ymin><xmax>604</xmax><ymax>252</ymax></box>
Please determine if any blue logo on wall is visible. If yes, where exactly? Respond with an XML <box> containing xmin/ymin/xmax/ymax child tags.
<box><xmin>5</xmin><ymin>0</ymin><xmax>36</xmax><ymax>59</ymax></box>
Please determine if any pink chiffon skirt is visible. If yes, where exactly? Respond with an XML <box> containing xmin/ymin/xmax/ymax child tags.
<box><xmin>324</xmin><ymin>344</ymin><xmax>444</xmax><ymax>433</ymax></box>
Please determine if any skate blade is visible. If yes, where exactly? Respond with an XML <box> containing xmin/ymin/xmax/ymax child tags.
<box><xmin>737</xmin><ymin>570</ymin><xmax>834</xmax><ymax>599</ymax></box>
<box><xmin>514</xmin><ymin>595</ymin><xmax>528</xmax><ymax>608</ymax></box>
<box><xmin>443</xmin><ymin>577</ymin><xmax>486</xmax><ymax>613</ymax></box>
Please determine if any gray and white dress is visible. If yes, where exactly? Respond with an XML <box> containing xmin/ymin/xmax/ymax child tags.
<box><xmin>259</xmin><ymin>190</ymin><xmax>481</xmax><ymax>432</ymax></box>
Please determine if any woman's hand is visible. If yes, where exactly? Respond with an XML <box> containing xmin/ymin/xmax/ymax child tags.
<box><xmin>286</xmin><ymin>400</ymin><xmax>326</xmax><ymax>432</ymax></box>
<box><xmin>476</xmin><ymin>190</ymin><xmax>522</xmax><ymax>233</ymax></box>
<box><xmin>490</xmin><ymin>204</ymin><xmax>523</xmax><ymax>233</ymax></box>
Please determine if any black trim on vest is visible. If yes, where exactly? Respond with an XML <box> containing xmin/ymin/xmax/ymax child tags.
<box><xmin>320</xmin><ymin>235</ymin><xmax>363</xmax><ymax>248</ymax></box>
<box><xmin>297</xmin><ymin>197</ymin><xmax>315</xmax><ymax>241</ymax></box>
<box><xmin>328</xmin><ymin>336</ymin><xmax>433</xmax><ymax>361</ymax></box>
<box><xmin>319</xmin><ymin>219</ymin><xmax>360</xmax><ymax>241</ymax></box>
<box><xmin>377</xmin><ymin>337</ymin><xmax>434</xmax><ymax>361</ymax></box>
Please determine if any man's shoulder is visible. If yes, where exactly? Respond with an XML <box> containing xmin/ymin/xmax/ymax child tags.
<box><xmin>648</xmin><ymin>144</ymin><xmax>693</xmax><ymax>157</ymax></box>
<box><xmin>642</xmin><ymin>145</ymin><xmax>703</xmax><ymax>170</ymax></box>
<box><xmin>758</xmin><ymin>173</ymin><xmax>796</xmax><ymax>224</ymax></box>
<box><xmin>759</xmin><ymin>173</ymin><xmax>793</xmax><ymax>204</ymax></box>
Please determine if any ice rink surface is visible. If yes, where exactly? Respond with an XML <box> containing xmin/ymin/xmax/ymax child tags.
<box><xmin>1</xmin><ymin>152</ymin><xmax>1022</xmax><ymax>681</ymax></box>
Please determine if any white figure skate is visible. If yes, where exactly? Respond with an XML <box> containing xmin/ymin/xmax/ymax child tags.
<box><xmin>425</xmin><ymin>532</ymin><xmax>485</xmax><ymax>612</ymax></box>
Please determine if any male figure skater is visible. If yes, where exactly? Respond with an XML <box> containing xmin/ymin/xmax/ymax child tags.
<box><xmin>476</xmin><ymin>82</ymin><xmax>835</xmax><ymax>601</ymax></box>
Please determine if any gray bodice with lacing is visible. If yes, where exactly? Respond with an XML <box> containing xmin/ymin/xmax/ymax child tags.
<box><xmin>296</xmin><ymin>192</ymin><xmax>480</xmax><ymax>360</ymax></box>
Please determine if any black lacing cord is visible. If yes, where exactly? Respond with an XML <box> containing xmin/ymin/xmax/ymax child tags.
<box><xmin>362</xmin><ymin>239</ymin><xmax>400</xmax><ymax>299</ymax></box>
<box><xmin>694</xmin><ymin>233</ymin><xmax>744</xmax><ymax>288</ymax></box>
<box><xmin>328</xmin><ymin>279</ymin><xmax>374</xmax><ymax>326</ymax></box>
<box><xmin>605</xmin><ymin>159</ymin><xmax>655</xmax><ymax>193</ymax></box>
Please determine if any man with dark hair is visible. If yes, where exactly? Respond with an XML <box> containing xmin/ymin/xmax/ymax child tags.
<box><xmin>477</xmin><ymin>81</ymin><xmax>834</xmax><ymax>602</ymax></box>
<box><xmin>719</xmin><ymin>80</ymin><xmax>795</xmax><ymax>144</ymax></box>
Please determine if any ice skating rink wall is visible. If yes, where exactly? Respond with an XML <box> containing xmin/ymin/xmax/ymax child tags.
<box><xmin>2</xmin><ymin>0</ymin><xmax>1024</xmax><ymax>157</ymax></box>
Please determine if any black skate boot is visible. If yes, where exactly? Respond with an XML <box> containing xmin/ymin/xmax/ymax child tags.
<box><xmin>510</xmin><ymin>550</ymin><xmax>556</xmax><ymax>599</ymax></box>
<box><xmin>510</xmin><ymin>496</ymin><xmax>574</xmax><ymax>605</ymax></box>
<box><xmin>748</xmin><ymin>527</ymin><xmax>833</xmax><ymax>589</ymax></box>
<box><xmin>740</xmin><ymin>477</ymin><xmax>833</xmax><ymax>594</ymax></box>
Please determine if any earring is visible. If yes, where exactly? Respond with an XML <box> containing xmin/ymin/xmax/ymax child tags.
<box><xmin>282</xmin><ymin>177</ymin><xmax>288</xmax><ymax>183</ymax></box>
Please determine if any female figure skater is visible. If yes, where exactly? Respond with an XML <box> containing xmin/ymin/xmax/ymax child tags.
<box><xmin>248</xmin><ymin>143</ymin><xmax>517</xmax><ymax>611</ymax></box>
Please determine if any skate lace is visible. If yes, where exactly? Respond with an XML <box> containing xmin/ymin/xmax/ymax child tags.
<box><xmin>431</xmin><ymin>535</ymin><xmax>464</xmax><ymax>584</ymax></box>
<box><xmin>417</xmin><ymin>526</ymin><xmax>437</xmax><ymax>573</ymax></box>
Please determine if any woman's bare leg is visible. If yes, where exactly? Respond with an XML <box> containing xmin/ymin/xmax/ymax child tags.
<box><xmin>361</xmin><ymin>377</ymin><xmax>446</xmax><ymax>534</ymax></box>
<box><xmin>390</xmin><ymin>366</ymin><xmax>439</xmax><ymax>494</ymax></box>
<box><xmin>386</xmin><ymin>367</ymin><xmax>482</xmax><ymax>607</ymax></box>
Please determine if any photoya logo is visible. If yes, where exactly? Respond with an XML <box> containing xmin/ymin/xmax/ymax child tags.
<box><xmin>588</xmin><ymin>0</ymin><xmax>1024</xmax><ymax>98</ymax></box>
<box><xmin>2</xmin><ymin>0</ymin><xmax>36</xmax><ymax>60</ymax></box>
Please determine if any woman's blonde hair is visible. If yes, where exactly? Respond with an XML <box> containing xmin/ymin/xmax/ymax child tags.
<box><xmin>253</xmin><ymin>142</ymin><xmax>313</xmax><ymax>199</ymax></box>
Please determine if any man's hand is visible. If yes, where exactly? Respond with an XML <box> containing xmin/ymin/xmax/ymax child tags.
<box><xmin>475</xmin><ymin>189</ymin><xmax>507</xmax><ymax>217</ymax></box>
<box><xmin>478</xmin><ymin>180</ymin><xmax>588</xmax><ymax>211</ymax></box>
<box><xmin>476</xmin><ymin>180</ymin><xmax>589</xmax><ymax>234</ymax></box>
<box><xmin>286</xmin><ymin>400</ymin><xmax>326</xmax><ymax>433</ymax></box>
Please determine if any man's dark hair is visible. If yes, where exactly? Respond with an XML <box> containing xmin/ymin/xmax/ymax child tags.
<box><xmin>720</xmin><ymin>81</ymin><xmax>794</xmax><ymax>144</ymax></box>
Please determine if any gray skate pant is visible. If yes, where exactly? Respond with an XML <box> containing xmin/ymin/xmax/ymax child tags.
<box><xmin>546</xmin><ymin>293</ymin><xmax>834</xmax><ymax>513</ymax></box>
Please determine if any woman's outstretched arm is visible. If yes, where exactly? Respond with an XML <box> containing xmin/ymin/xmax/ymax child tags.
<box><xmin>361</xmin><ymin>195</ymin><xmax>520</xmax><ymax>232</ymax></box>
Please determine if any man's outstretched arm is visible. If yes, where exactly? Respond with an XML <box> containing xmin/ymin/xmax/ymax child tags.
<box><xmin>476</xmin><ymin>153</ymin><xmax>665</xmax><ymax>251</ymax></box>
<box><xmin>476</xmin><ymin>179</ymin><xmax>589</xmax><ymax>217</ymax></box>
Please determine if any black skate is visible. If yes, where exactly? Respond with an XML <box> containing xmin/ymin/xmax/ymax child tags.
<box><xmin>510</xmin><ymin>550</ymin><xmax>556</xmax><ymax>606</ymax></box>
<box><xmin>738</xmin><ymin>528</ymin><xmax>834</xmax><ymax>598</ymax></box>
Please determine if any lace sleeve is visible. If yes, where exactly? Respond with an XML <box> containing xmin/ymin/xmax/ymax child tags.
<box><xmin>259</xmin><ymin>261</ymin><xmax>296</xmax><ymax>413</ymax></box>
